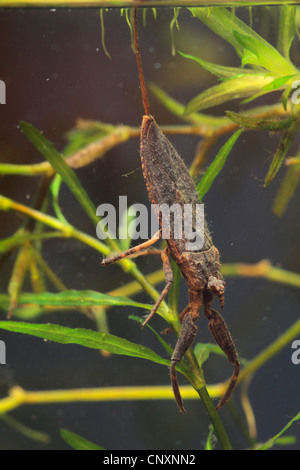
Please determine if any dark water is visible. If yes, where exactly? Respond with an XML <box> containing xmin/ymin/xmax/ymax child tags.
<box><xmin>0</xmin><ymin>7</ymin><xmax>299</xmax><ymax>450</ymax></box>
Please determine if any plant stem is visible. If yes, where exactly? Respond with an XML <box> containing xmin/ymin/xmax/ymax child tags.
<box><xmin>221</xmin><ymin>259</ymin><xmax>300</xmax><ymax>289</ymax></box>
<box><xmin>0</xmin><ymin>382</ymin><xmax>232</xmax><ymax>448</ymax></box>
<box><xmin>1</xmin><ymin>317</ymin><xmax>299</xmax><ymax>447</ymax></box>
<box><xmin>0</xmin><ymin>101</ymin><xmax>290</xmax><ymax>179</ymax></box>
<box><xmin>167</xmin><ymin>309</ymin><xmax>233</xmax><ymax>449</ymax></box>
<box><xmin>105</xmin><ymin>260</ymin><xmax>300</xmax><ymax>305</ymax></box>
<box><xmin>239</xmin><ymin>318</ymin><xmax>300</xmax><ymax>383</ymax></box>
<box><xmin>197</xmin><ymin>386</ymin><xmax>233</xmax><ymax>450</ymax></box>
<box><xmin>0</xmin><ymin>194</ymin><xmax>169</xmax><ymax>317</ymax></box>
<box><xmin>0</xmin><ymin>162</ymin><xmax>53</xmax><ymax>176</ymax></box>
<box><xmin>184</xmin><ymin>349</ymin><xmax>233</xmax><ymax>450</ymax></box>
<box><xmin>0</xmin><ymin>194</ymin><xmax>109</xmax><ymax>254</ymax></box>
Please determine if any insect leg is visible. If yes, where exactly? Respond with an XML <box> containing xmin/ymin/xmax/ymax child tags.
<box><xmin>203</xmin><ymin>304</ymin><xmax>240</xmax><ymax>410</ymax></box>
<box><xmin>125</xmin><ymin>247</ymin><xmax>162</xmax><ymax>260</ymax></box>
<box><xmin>170</xmin><ymin>311</ymin><xmax>198</xmax><ymax>413</ymax></box>
<box><xmin>101</xmin><ymin>230</ymin><xmax>161</xmax><ymax>266</ymax></box>
<box><xmin>142</xmin><ymin>247</ymin><xmax>173</xmax><ymax>328</ymax></box>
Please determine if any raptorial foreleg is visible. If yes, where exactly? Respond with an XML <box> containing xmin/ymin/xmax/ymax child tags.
<box><xmin>170</xmin><ymin>311</ymin><xmax>198</xmax><ymax>413</ymax></box>
<box><xmin>203</xmin><ymin>304</ymin><xmax>240</xmax><ymax>410</ymax></box>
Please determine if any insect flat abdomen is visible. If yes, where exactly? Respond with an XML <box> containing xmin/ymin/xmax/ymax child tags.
<box><xmin>141</xmin><ymin>116</ymin><xmax>200</xmax><ymax>206</ymax></box>
<box><xmin>140</xmin><ymin>115</ymin><xmax>213</xmax><ymax>252</ymax></box>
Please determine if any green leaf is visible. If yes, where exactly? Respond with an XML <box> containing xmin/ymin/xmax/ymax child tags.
<box><xmin>240</xmin><ymin>90</ymin><xmax>272</xmax><ymax>106</ymax></box>
<box><xmin>0</xmin><ymin>289</ymin><xmax>152</xmax><ymax>309</ymax></box>
<box><xmin>272</xmin><ymin>435</ymin><xmax>297</xmax><ymax>447</ymax></box>
<box><xmin>234</xmin><ymin>31</ymin><xmax>296</xmax><ymax>76</ymax></box>
<box><xmin>7</xmin><ymin>244</ymin><xmax>32</xmax><ymax>319</ymax></box>
<box><xmin>264</xmin><ymin>126</ymin><xmax>296</xmax><ymax>187</ymax></box>
<box><xmin>240</xmin><ymin>48</ymin><xmax>260</xmax><ymax>69</ymax></box>
<box><xmin>281</xmin><ymin>83</ymin><xmax>294</xmax><ymax>111</ymax></box>
<box><xmin>194</xmin><ymin>342</ymin><xmax>225</xmax><ymax>367</ymax></box>
<box><xmin>277</xmin><ymin>6</ymin><xmax>297</xmax><ymax>59</ymax></box>
<box><xmin>258</xmin><ymin>410</ymin><xmax>300</xmax><ymax>450</ymax></box>
<box><xmin>183</xmin><ymin>73</ymin><xmax>273</xmax><ymax>115</ymax></box>
<box><xmin>64</xmin><ymin>122</ymin><xmax>114</xmax><ymax>156</ymax></box>
<box><xmin>129</xmin><ymin>314</ymin><xmax>173</xmax><ymax>358</ymax></box>
<box><xmin>0</xmin><ymin>302</ymin><xmax>44</xmax><ymax>320</ymax></box>
<box><xmin>178</xmin><ymin>51</ymin><xmax>248</xmax><ymax>80</ymax></box>
<box><xmin>189</xmin><ymin>7</ymin><xmax>263</xmax><ymax>57</ymax></box>
<box><xmin>261</xmin><ymin>74</ymin><xmax>296</xmax><ymax>92</ymax></box>
<box><xmin>170</xmin><ymin>7</ymin><xmax>180</xmax><ymax>56</ymax></box>
<box><xmin>129</xmin><ymin>314</ymin><xmax>190</xmax><ymax>378</ymax></box>
<box><xmin>60</xmin><ymin>429</ymin><xmax>104</xmax><ymax>450</ymax></box>
<box><xmin>20</xmin><ymin>121</ymin><xmax>99</xmax><ymax>227</ymax></box>
<box><xmin>197</xmin><ymin>129</ymin><xmax>243</xmax><ymax>200</ymax></box>
<box><xmin>204</xmin><ymin>425</ymin><xmax>215</xmax><ymax>450</ymax></box>
<box><xmin>149</xmin><ymin>83</ymin><xmax>226</xmax><ymax>129</ymax></box>
<box><xmin>226</xmin><ymin>111</ymin><xmax>294</xmax><ymax>131</ymax></box>
<box><xmin>272</xmin><ymin>164</ymin><xmax>300</xmax><ymax>216</ymax></box>
<box><xmin>0</xmin><ymin>321</ymin><xmax>170</xmax><ymax>366</ymax></box>
<box><xmin>50</xmin><ymin>174</ymin><xmax>69</xmax><ymax>225</ymax></box>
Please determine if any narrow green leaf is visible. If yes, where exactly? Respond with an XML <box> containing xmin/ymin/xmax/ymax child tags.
<box><xmin>205</xmin><ymin>425</ymin><xmax>215</xmax><ymax>450</ymax></box>
<box><xmin>178</xmin><ymin>51</ymin><xmax>248</xmax><ymax>80</ymax></box>
<box><xmin>20</xmin><ymin>121</ymin><xmax>98</xmax><ymax>227</ymax></box>
<box><xmin>0</xmin><ymin>289</ymin><xmax>152</xmax><ymax>310</ymax></box>
<box><xmin>170</xmin><ymin>7</ymin><xmax>180</xmax><ymax>56</ymax></box>
<box><xmin>261</xmin><ymin>74</ymin><xmax>296</xmax><ymax>92</ymax></box>
<box><xmin>0</xmin><ymin>302</ymin><xmax>45</xmax><ymax>320</ymax></box>
<box><xmin>234</xmin><ymin>31</ymin><xmax>296</xmax><ymax>76</ymax></box>
<box><xmin>7</xmin><ymin>244</ymin><xmax>32</xmax><ymax>319</ymax></box>
<box><xmin>194</xmin><ymin>342</ymin><xmax>225</xmax><ymax>367</ymax></box>
<box><xmin>62</xmin><ymin>130</ymin><xmax>88</xmax><ymax>157</ymax></box>
<box><xmin>129</xmin><ymin>314</ymin><xmax>189</xmax><ymax>378</ymax></box>
<box><xmin>64</xmin><ymin>124</ymin><xmax>114</xmax><ymax>157</ymax></box>
<box><xmin>189</xmin><ymin>7</ymin><xmax>263</xmax><ymax>57</ymax></box>
<box><xmin>183</xmin><ymin>74</ymin><xmax>273</xmax><ymax>115</ymax></box>
<box><xmin>258</xmin><ymin>411</ymin><xmax>300</xmax><ymax>450</ymax></box>
<box><xmin>129</xmin><ymin>314</ymin><xmax>173</xmax><ymax>358</ymax></box>
<box><xmin>0</xmin><ymin>321</ymin><xmax>170</xmax><ymax>366</ymax></box>
<box><xmin>272</xmin><ymin>164</ymin><xmax>300</xmax><ymax>216</ymax></box>
<box><xmin>277</xmin><ymin>6</ymin><xmax>297</xmax><ymax>59</ymax></box>
<box><xmin>226</xmin><ymin>111</ymin><xmax>294</xmax><ymax>131</ymax></box>
<box><xmin>60</xmin><ymin>429</ymin><xmax>104</xmax><ymax>450</ymax></box>
<box><xmin>281</xmin><ymin>83</ymin><xmax>294</xmax><ymax>110</ymax></box>
<box><xmin>149</xmin><ymin>83</ymin><xmax>226</xmax><ymax>128</ymax></box>
<box><xmin>272</xmin><ymin>436</ymin><xmax>297</xmax><ymax>447</ymax></box>
<box><xmin>100</xmin><ymin>9</ymin><xmax>111</xmax><ymax>60</ymax></box>
<box><xmin>240</xmin><ymin>48</ymin><xmax>260</xmax><ymax>68</ymax></box>
<box><xmin>197</xmin><ymin>129</ymin><xmax>243</xmax><ymax>200</ymax></box>
<box><xmin>50</xmin><ymin>174</ymin><xmax>69</xmax><ymax>225</ymax></box>
<box><xmin>240</xmin><ymin>90</ymin><xmax>273</xmax><ymax>106</ymax></box>
<box><xmin>264</xmin><ymin>126</ymin><xmax>296</xmax><ymax>187</ymax></box>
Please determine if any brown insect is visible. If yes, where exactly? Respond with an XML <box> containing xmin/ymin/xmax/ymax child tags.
<box><xmin>102</xmin><ymin>8</ymin><xmax>240</xmax><ymax>413</ymax></box>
